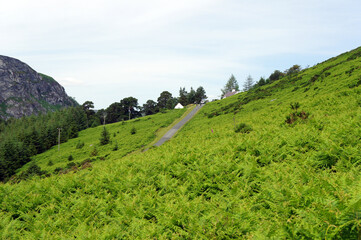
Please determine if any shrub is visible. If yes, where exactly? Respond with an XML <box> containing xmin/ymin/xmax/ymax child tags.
<box><xmin>66</xmin><ymin>162</ymin><xmax>77</xmax><ymax>168</ymax></box>
<box><xmin>234</xmin><ymin>123</ymin><xmax>253</xmax><ymax>133</ymax></box>
<box><xmin>68</xmin><ymin>155</ymin><xmax>74</xmax><ymax>161</ymax></box>
<box><xmin>113</xmin><ymin>141</ymin><xmax>119</xmax><ymax>151</ymax></box>
<box><xmin>290</xmin><ymin>102</ymin><xmax>300</xmax><ymax>111</ymax></box>
<box><xmin>54</xmin><ymin>167</ymin><xmax>63</xmax><ymax>174</ymax></box>
<box><xmin>26</xmin><ymin>163</ymin><xmax>44</xmax><ymax>176</ymax></box>
<box><xmin>76</xmin><ymin>141</ymin><xmax>84</xmax><ymax>149</ymax></box>
<box><xmin>90</xmin><ymin>147</ymin><xmax>98</xmax><ymax>157</ymax></box>
<box><xmin>47</xmin><ymin>160</ymin><xmax>54</xmax><ymax>166</ymax></box>
<box><xmin>130</xmin><ymin>127</ymin><xmax>137</xmax><ymax>135</ymax></box>
<box><xmin>100</xmin><ymin>127</ymin><xmax>110</xmax><ymax>145</ymax></box>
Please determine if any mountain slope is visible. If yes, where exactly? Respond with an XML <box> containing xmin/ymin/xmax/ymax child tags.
<box><xmin>0</xmin><ymin>55</ymin><xmax>77</xmax><ymax>119</ymax></box>
<box><xmin>1</xmin><ymin>47</ymin><xmax>361</xmax><ymax>239</ymax></box>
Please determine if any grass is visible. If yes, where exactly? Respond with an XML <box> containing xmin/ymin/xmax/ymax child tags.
<box><xmin>1</xmin><ymin>46</ymin><xmax>361</xmax><ymax>239</ymax></box>
<box><xmin>143</xmin><ymin>104</ymin><xmax>196</xmax><ymax>149</ymax></box>
<box><xmin>15</xmin><ymin>107</ymin><xmax>186</xmax><ymax>176</ymax></box>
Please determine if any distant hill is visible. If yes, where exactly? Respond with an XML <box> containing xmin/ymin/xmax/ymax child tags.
<box><xmin>0</xmin><ymin>55</ymin><xmax>77</xmax><ymax>119</ymax></box>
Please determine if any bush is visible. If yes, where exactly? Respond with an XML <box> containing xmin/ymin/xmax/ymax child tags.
<box><xmin>76</xmin><ymin>141</ymin><xmax>84</xmax><ymax>149</ymax></box>
<box><xmin>113</xmin><ymin>141</ymin><xmax>119</xmax><ymax>151</ymax></box>
<box><xmin>54</xmin><ymin>167</ymin><xmax>63</xmax><ymax>174</ymax></box>
<box><xmin>130</xmin><ymin>127</ymin><xmax>137</xmax><ymax>135</ymax></box>
<box><xmin>47</xmin><ymin>160</ymin><xmax>54</xmax><ymax>166</ymax></box>
<box><xmin>66</xmin><ymin>162</ymin><xmax>77</xmax><ymax>168</ymax></box>
<box><xmin>68</xmin><ymin>155</ymin><xmax>74</xmax><ymax>161</ymax></box>
<box><xmin>100</xmin><ymin>127</ymin><xmax>110</xmax><ymax>145</ymax></box>
<box><xmin>234</xmin><ymin>123</ymin><xmax>253</xmax><ymax>133</ymax></box>
<box><xmin>90</xmin><ymin>147</ymin><xmax>98</xmax><ymax>157</ymax></box>
<box><xmin>26</xmin><ymin>163</ymin><xmax>43</xmax><ymax>176</ymax></box>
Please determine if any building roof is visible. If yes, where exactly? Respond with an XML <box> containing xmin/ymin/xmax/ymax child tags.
<box><xmin>223</xmin><ymin>90</ymin><xmax>239</xmax><ymax>98</ymax></box>
<box><xmin>174</xmin><ymin>103</ymin><xmax>184</xmax><ymax>109</ymax></box>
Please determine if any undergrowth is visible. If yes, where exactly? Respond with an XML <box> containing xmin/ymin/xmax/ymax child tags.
<box><xmin>1</xmin><ymin>47</ymin><xmax>361</xmax><ymax>239</ymax></box>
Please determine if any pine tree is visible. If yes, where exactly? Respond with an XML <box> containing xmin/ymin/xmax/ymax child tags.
<box><xmin>221</xmin><ymin>74</ymin><xmax>240</xmax><ymax>97</ymax></box>
<box><xmin>243</xmin><ymin>75</ymin><xmax>254</xmax><ymax>92</ymax></box>
<box><xmin>99</xmin><ymin>127</ymin><xmax>110</xmax><ymax>145</ymax></box>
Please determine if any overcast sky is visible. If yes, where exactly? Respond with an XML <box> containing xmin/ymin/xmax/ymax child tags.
<box><xmin>1</xmin><ymin>0</ymin><xmax>360</xmax><ymax>109</ymax></box>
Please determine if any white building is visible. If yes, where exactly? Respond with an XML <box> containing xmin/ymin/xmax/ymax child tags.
<box><xmin>174</xmin><ymin>103</ymin><xmax>184</xmax><ymax>109</ymax></box>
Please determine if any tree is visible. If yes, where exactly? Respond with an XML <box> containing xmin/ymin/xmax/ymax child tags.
<box><xmin>157</xmin><ymin>91</ymin><xmax>173</xmax><ymax>109</ymax></box>
<box><xmin>187</xmin><ymin>87</ymin><xmax>196</xmax><ymax>104</ymax></box>
<box><xmin>285</xmin><ymin>65</ymin><xmax>301</xmax><ymax>76</ymax></box>
<box><xmin>105</xmin><ymin>97</ymin><xmax>141</xmax><ymax>123</ymax></box>
<box><xmin>243</xmin><ymin>75</ymin><xmax>254</xmax><ymax>92</ymax></box>
<box><xmin>194</xmin><ymin>86</ymin><xmax>207</xmax><ymax>104</ymax></box>
<box><xmin>143</xmin><ymin>100</ymin><xmax>158</xmax><ymax>116</ymax></box>
<box><xmin>178</xmin><ymin>87</ymin><xmax>188</xmax><ymax>106</ymax></box>
<box><xmin>105</xmin><ymin>102</ymin><xmax>124</xmax><ymax>123</ymax></box>
<box><xmin>221</xmin><ymin>74</ymin><xmax>239</xmax><ymax>97</ymax></box>
<box><xmin>120</xmin><ymin>97</ymin><xmax>141</xmax><ymax>120</ymax></box>
<box><xmin>257</xmin><ymin>77</ymin><xmax>266</xmax><ymax>87</ymax></box>
<box><xmin>82</xmin><ymin>101</ymin><xmax>95</xmax><ymax>128</ymax></box>
<box><xmin>269</xmin><ymin>70</ymin><xmax>284</xmax><ymax>81</ymax></box>
<box><xmin>99</xmin><ymin>127</ymin><xmax>110</xmax><ymax>145</ymax></box>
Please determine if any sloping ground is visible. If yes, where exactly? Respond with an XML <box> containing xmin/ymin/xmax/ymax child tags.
<box><xmin>1</xmin><ymin>47</ymin><xmax>361</xmax><ymax>239</ymax></box>
<box><xmin>14</xmin><ymin>107</ymin><xmax>187</xmax><ymax>179</ymax></box>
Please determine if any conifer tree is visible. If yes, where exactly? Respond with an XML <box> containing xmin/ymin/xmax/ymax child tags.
<box><xmin>100</xmin><ymin>127</ymin><xmax>110</xmax><ymax>145</ymax></box>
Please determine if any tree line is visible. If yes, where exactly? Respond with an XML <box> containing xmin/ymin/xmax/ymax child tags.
<box><xmin>0</xmin><ymin>86</ymin><xmax>207</xmax><ymax>181</ymax></box>
<box><xmin>0</xmin><ymin>106</ymin><xmax>87</xmax><ymax>181</ymax></box>
<box><xmin>85</xmin><ymin>86</ymin><xmax>207</xmax><ymax>125</ymax></box>
<box><xmin>221</xmin><ymin>65</ymin><xmax>302</xmax><ymax>97</ymax></box>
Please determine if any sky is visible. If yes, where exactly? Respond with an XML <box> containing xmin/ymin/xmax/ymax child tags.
<box><xmin>1</xmin><ymin>0</ymin><xmax>361</xmax><ymax>109</ymax></box>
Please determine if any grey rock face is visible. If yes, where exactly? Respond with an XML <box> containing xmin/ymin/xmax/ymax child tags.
<box><xmin>0</xmin><ymin>55</ymin><xmax>77</xmax><ymax>119</ymax></box>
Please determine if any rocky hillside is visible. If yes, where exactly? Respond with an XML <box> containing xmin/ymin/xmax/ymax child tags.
<box><xmin>0</xmin><ymin>55</ymin><xmax>77</xmax><ymax>119</ymax></box>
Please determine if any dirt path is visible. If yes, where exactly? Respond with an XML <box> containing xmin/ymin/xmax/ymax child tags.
<box><xmin>154</xmin><ymin>104</ymin><xmax>204</xmax><ymax>146</ymax></box>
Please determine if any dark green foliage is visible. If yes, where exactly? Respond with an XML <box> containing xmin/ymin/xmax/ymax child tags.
<box><xmin>195</xmin><ymin>86</ymin><xmax>207</xmax><ymax>104</ymax></box>
<box><xmin>25</xmin><ymin>163</ymin><xmax>43</xmax><ymax>176</ymax></box>
<box><xmin>113</xmin><ymin>141</ymin><xmax>119</xmax><ymax>151</ymax></box>
<box><xmin>17</xmin><ymin>162</ymin><xmax>47</xmax><ymax>180</ymax></box>
<box><xmin>177</xmin><ymin>86</ymin><xmax>207</xmax><ymax>105</ymax></box>
<box><xmin>234</xmin><ymin>123</ymin><xmax>253</xmax><ymax>133</ymax></box>
<box><xmin>187</xmin><ymin>87</ymin><xmax>196</xmax><ymax>104</ymax></box>
<box><xmin>53</xmin><ymin>167</ymin><xmax>63</xmax><ymax>174</ymax></box>
<box><xmin>348</xmin><ymin>79</ymin><xmax>361</xmax><ymax>88</ymax></box>
<box><xmin>285</xmin><ymin>103</ymin><xmax>309</xmax><ymax>124</ymax></box>
<box><xmin>157</xmin><ymin>91</ymin><xmax>177</xmax><ymax>109</ymax></box>
<box><xmin>256</xmin><ymin>77</ymin><xmax>266</xmax><ymax>87</ymax></box>
<box><xmin>268</xmin><ymin>70</ymin><xmax>285</xmax><ymax>81</ymax></box>
<box><xmin>347</xmin><ymin>50</ymin><xmax>361</xmax><ymax>61</ymax></box>
<box><xmin>105</xmin><ymin>97</ymin><xmax>141</xmax><ymax>123</ymax></box>
<box><xmin>0</xmin><ymin>105</ymin><xmax>87</xmax><ymax>180</ymax></box>
<box><xmin>76</xmin><ymin>141</ymin><xmax>84</xmax><ymax>149</ymax></box>
<box><xmin>130</xmin><ymin>127</ymin><xmax>137</xmax><ymax>135</ymax></box>
<box><xmin>178</xmin><ymin>87</ymin><xmax>188</xmax><ymax>106</ymax></box>
<box><xmin>47</xmin><ymin>160</ymin><xmax>53</xmax><ymax>166</ymax></box>
<box><xmin>68</xmin><ymin>155</ymin><xmax>74</xmax><ymax>161</ymax></box>
<box><xmin>90</xmin><ymin>147</ymin><xmax>98</xmax><ymax>157</ymax></box>
<box><xmin>314</xmin><ymin>152</ymin><xmax>338</xmax><ymax>169</ymax></box>
<box><xmin>285</xmin><ymin>64</ymin><xmax>301</xmax><ymax>76</ymax></box>
<box><xmin>143</xmin><ymin>100</ymin><xmax>159</xmax><ymax>115</ymax></box>
<box><xmin>91</xmin><ymin>118</ymin><xmax>101</xmax><ymax>128</ymax></box>
<box><xmin>290</xmin><ymin>102</ymin><xmax>300</xmax><ymax>111</ymax></box>
<box><xmin>0</xmin><ymin>139</ymin><xmax>30</xmax><ymax>181</ymax></box>
<box><xmin>66</xmin><ymin>162</ymin><xmax>77</xmax><ymax>169</ymax></box>
<box><xmin>99</xmin><ymin>127</ymin><xmax>110</xmax><ymax>145</ymax></box>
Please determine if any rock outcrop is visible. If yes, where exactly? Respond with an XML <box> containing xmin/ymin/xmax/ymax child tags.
<box><xmin>0</xmin><ymin>55</ymin><xmax>77</xmax><ymax>119</ymax></box>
